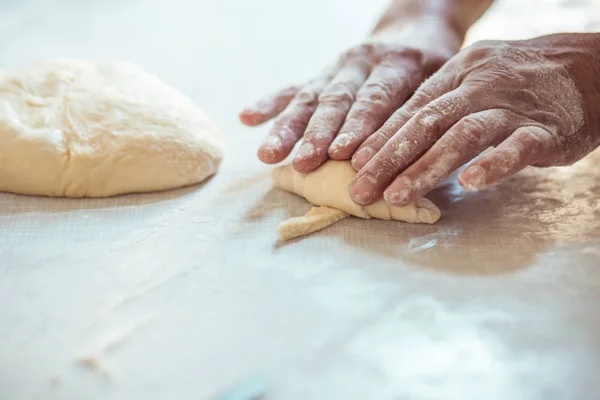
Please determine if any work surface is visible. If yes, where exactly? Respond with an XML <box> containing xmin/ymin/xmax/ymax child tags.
<box><xmin>1</xmin><ymin>0</ymin><xmax>599</xmax><ymax>399</ymax></box>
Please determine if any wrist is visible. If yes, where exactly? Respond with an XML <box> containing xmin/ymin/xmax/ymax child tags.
<box><xmin>370</xmin><ymin>14</ymin><xmax>464</xmax><ymax>59</ymax></box>
<box><xmin>370</xmin><ymin>0</ymin><xmax>495</xmax><ymax>56</ymax></box>
<box><xmin>373</xmin><ymin>10</ymin><xmax>464</xmax><ymax>37</ymax></box>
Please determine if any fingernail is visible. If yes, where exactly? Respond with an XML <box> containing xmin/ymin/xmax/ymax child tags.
<box><xmin>350</xmin><ymin>174</ymin><xmax>377</xmax><ymax>204</ymax></box>
<box><xmin>258</xmin><ymin>135</ymin><xmax>283</xmax><ymax>162</ymax></box>
<box><xmin>295</xmin><ymin>142</ymin><xmax>315</xmax><ymax>161</ymax></box>
<box><xmin>461</xmin><ymin>165</ymin><xmax>486</xmax><ymax>191</ymax></box>
<box><xmin>384</xmin><ymin>177</ymin><xmax>412</xmax><ymax>205</ymax></box>
<box><xmin>384</xmin><ymin>189</ymin><xmax>411</xmax><ymax>205</ymax></box>
<box><xmin>261</xmin><ymin>135</ymin><xmax>282</xmax><ymax>151</ymax></box>
<box><xmin>240</xmin><ymin>111</ymin><xmax>261</xmax><ymax>126</ymax></box>
<box><xmin>351</xmin><ymin>147</ymin><xmax>375</xmax><ymax>169</ymax></box>
<box><xmin>330</xmin><ymin>134</ymin><xmax>351</xmax><ymax>152</ymax></box>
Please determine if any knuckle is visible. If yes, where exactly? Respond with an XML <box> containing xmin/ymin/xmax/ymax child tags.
<box><xmin>342</xmin><ymin>43</ymin><xmax>375</xmax><ymax>62</ymax></box>
<box><xmin>390</xmin><ymin>109</ymin><xmax>414</xmax><ymax>130</ymax></box>
<box><xmin>319</xmin><ymin>82</ymin><xmax>355</xmax><ymax>105</ymax></box>
<box><xmin>273</xmin><ymin>116</ymin><xmax>312</xmax><ymax>139</ymax></box>
<box><xmin>416</xmin><ymin>111</ymin><xmax>442</xmax><ymax>134</ymax></box>
<box><xmin>408</xmin><ymin>90</ymin><xmax>433</xmax><ymax>111</ymax></box>
<box><xmin>357</xmin><ymin>43</ymin><xmax>375</xmax><ymax>54</ymax></box>
<box><xmin>277</xmin><ymin>85</ymin><xmax>299</xmax><ymax>99</ymax></box>
<box><xmin>513</xmin><ymin>133</ymin><xmax>536</xmax><ymax>151</ymax></box>
<box><xmin>512</xmin><ymin>127</ymin><xmax>556</xmax><ymax>165</ymax></box>
<box><xmin>356</xmin><ymin>43</ymin><xmax>376</xmax><ymax>57</ymax></box>
<box><xmin>384</xmin><ymin>46</ymin><xmax>424</xmax><ymax>64</ymax></box>
<box><xmin>271</xmin><ymin>118</ymin><xmax>293</xmax><ymax>133</ymax></box>
<box><xmin>458</xmin><ymin>115</ymin><xmax>486</xmax><ymax>133</ymax></box>
<box><xmin>459</xmin><ymin>82</ymin><xmax>485</xmax><ymax>98</ymax></box>
<box><xmin>294</xmin><ymin>89</ymin><xmax>319</xmax><ymax>108</ymax></box>
<box><xmin>423</xmin><ymin>99</ymin><xmax>449</xmax><ymax>120</ymax></box>
<box><xmin>430</xmin><ymin>92</ymin><xmax>468</xmax><ymax>119</ymax></box>
<box><xmin>520</xmin><ymin>127</ymin><xmax>550</xmax><ymax>148</ymax></box>
<box><xmin>305</xmin><ymin>127</ymin><xmax>334</xmax><ymax>142</ymax></box>
<box><xmin>414</xmin><ymin>75</ymin><xmax>444</xmax><ymax>102</ymax></box>
<box><xmin>284</xmin><ymin>120</ymin><xmax>308</xmax><ymax>137</ymax></box>
<box><xmin>451</xmin><ymin>118</ymin><xmax>485</xmax><ymax>151</ymax></box>
<box><xmin>369</xmin><ymin>126</ymin><xmax>395</xmax><ymax>146</ymax></box>
<box><xmin>348</xmin><ymin>106</ymin><xmax>377</xmax><ymax>127</ymax></box>
<box><xmin>377</xmin><ymin>129</ymin><xmax>396</xmax><ymax>144</ymax></box>
<box><xmin>357</xmin><ymin>81</ymin><xmax>394</xmax><ymax>106</ymax></box>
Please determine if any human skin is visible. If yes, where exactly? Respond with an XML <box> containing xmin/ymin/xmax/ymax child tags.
<box><xmin>240</xmin><ymin>1</ymin><xmax>600</xmax><ymax>207</ymax></box>
<box><xmin>349</xmin><ymin>33</ymin><xmax>600</xmax><ymax>206</ymax></box>
<box><xmin>239</xmin><ymin>0</ymin><xmax>494</xmax><ymax>172</ymax></box>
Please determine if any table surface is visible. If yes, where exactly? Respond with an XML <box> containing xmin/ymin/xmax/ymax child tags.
<box><xmin>0</xmin><ymin>0</ymin><xmax>599</xmax><ymax>399</ymax></box>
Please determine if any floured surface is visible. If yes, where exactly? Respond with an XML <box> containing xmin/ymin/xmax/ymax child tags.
<box><xmin>0</xmin><ymin>0</ymin><xmax>599</xmax><ymax>399</ymax></box>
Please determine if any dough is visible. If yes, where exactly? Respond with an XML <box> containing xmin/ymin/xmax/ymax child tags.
<box><xmin>0</xmin><ymin>60</ymin><xmax>223</xmax><ymax>197</ymax></box>
<box><xmin>272</xmin><ymin>161</ymin><xmax>441</xmax><ymax>240</ymax></box>
<box><xmin>277</xmin><ymin>206</ymin><xmax>349</xmax><ymax>241</ymax></box>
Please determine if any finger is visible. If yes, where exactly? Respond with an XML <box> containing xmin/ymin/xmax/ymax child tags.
<box><xmin>257</xmin><ymin>75</ymin><xmax>332</xmax><ymax>164</ymax></box>
<box><xmin>383</xmin><ymin>109</ymin><xmax>521</xmax><ymax>206</ymax></box>
<box><xmin>458</xmin><ymin>126</ymin><xmax>550</xmax><ymax>190</ymax></box>
<box><xmin>349</xmin><ymin>85</ymin><xmax>481</xmax><ymax>205</ymax></box>
<box><xmin>351</xmin><ymin>63</ymin><xmax>461</xmax><ymax>171</ymax></box>
<box><xmin>240</xmin><ymin>86</ymin><xmax>299</xmax><ymax>126</ymax></box>
<box><xmin>328</xmin><ymin>51</ymin><xmax>422</xmax><ymax>160</ymax></box>
<box><xmin>292</xmin><ymin>60</ymin><xmax>370</xmax><ymax>173</ymax></box>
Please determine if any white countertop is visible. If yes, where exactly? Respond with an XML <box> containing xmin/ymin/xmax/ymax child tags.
<box><xmin>0</xmin><ymin>0</ymin><xmax>599</xmax><ymax>399</ymax></box>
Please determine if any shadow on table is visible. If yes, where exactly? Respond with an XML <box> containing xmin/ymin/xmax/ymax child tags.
<box><xmin>0</xmin><ymin>178</ymin><xmax>212</xmax><ymax>215</ymax></box>
<box><xmin>252</xmin><ymin>150</ymin><xmax>600</xmax><ymax>276</ymax></box>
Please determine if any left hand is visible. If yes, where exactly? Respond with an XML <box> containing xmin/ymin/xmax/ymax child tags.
<box><xmin>349</xmin><ymin>34</ymin><xmax>600</xmax><ymax>206</ymax></box>
<box><xmin>239</xmin><ymin>17</ymin><xmax>460</xmax><ymax>173</ymax></box>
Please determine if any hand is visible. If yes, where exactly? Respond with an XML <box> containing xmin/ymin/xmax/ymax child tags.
<box><xmin>349</xmin><ymin>34</ymin><xmax>600</xmax><ymax>206</ymax></box>
<box><xmin>240</xmin><ymin>18</ymin><xmax>460</xmax><ymax>173</ymax></box>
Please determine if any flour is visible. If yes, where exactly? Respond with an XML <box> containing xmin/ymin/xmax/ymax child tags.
<box><xmin>351</xmin><ymin>38</ymin><xmax>587</xmax><ymax>203</ymax></box>
<box><xmin>296</xmin><ymin>141</ymin><xmax>315</xmax><ymax>160</ymax></box>
<box><xmin>330</xmin><ymin>133</ymin><xmax>352</xmax><ymax>152</ymax></box>
<box><xmin>259</xmin><ymin>135</ymin><xmax>282</xmax><ymax>160</ymax></box>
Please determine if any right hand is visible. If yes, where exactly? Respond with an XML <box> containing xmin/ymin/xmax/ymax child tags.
<box><xmin>348</xmin><ymin>34</ymin><xmax>600</xmax><ymax>207</ymax></box>
<box><xmin>239</xmin><ymin>20</ymin><xmax>461</xmax><ymax>174</ymax></box>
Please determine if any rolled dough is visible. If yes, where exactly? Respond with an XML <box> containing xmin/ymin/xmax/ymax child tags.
<box><xmin>0</xmin><ymin>60</ymin><xmax>223</xmax><ymax>197</ymax></box>
<box><xmin>277</xmin><ymin>206</ymin><xmax>349</xmax><ymax>241</ymax></box>
<box><xmin>273</xmin><ymin>161</ymin><xmax>441</xmax><ymax>240</ymax></box>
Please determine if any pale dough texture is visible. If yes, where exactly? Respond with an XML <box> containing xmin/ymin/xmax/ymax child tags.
<box><xmin>273</xmin><ymin>161</ymin><xmax>441</xmax><ymax>240</ymax></box>
<box><xmin>277</xmin><ymin>206</ymin><xmax>349</xmax><ymax>241</ymax></box>
<box><xmin>0</xmin><ymin>60</ymin><xmax>224</xmax><ymax>197</ymax></box>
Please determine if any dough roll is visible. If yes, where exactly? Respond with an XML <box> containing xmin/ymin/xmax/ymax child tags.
<box><xmin>272</xmin><ymin>161</ymin><xmax>441</xmax><ymax>224</ymax></box>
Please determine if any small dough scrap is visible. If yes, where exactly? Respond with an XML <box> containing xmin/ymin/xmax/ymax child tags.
<box><xmin>277</xmin><ymin>206</ymin><xmax>349</xmax><ymax>241</ymax></box>
<box><xmin>0</xmin><ymin>60</ymin><xmax>223</xmax><ymax>197</ymax></box>
<box><xmin>272</xmin><ymin>161</ymin><xmax>441</xmax><ymax>226</ymax></box>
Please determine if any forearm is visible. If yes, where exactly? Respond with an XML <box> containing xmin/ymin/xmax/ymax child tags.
<box><xmin>372</xmin><ymin>0</ymin><xmax>495</xmax><ymax>50</ymax></box>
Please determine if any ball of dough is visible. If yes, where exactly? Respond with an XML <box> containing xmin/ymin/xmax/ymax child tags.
<box><xmin>0</xmin><ymin>60</ymin><xmax>224</xmax><ymax>197</ymax></box>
